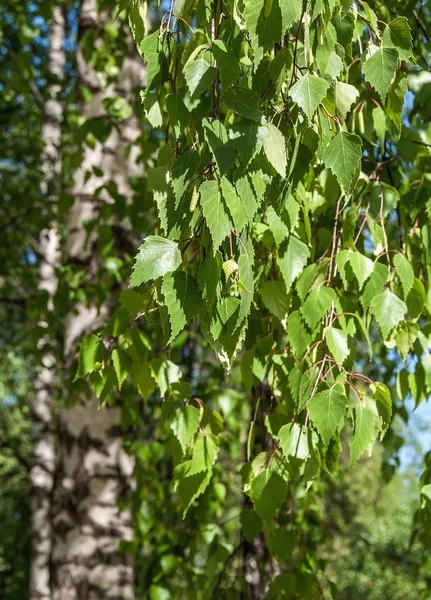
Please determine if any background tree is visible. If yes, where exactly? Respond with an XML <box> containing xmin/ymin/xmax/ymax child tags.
<box><xmin>50</xmin><ymin>0</ymin><xmax>146</xmax><ymax>598</ymax></box>
<box><xmin>30</xmin><ymin>5</ymin><xmax>65</xmax><ymax>598</ymax></box>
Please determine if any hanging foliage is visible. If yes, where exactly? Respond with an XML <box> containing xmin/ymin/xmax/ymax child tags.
<box><xmin>74</xmin><ymin>0</ymin><xmax>431</xmax><ymax>594</ymax></box>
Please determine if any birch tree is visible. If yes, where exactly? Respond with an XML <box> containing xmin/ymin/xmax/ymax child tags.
<box><xmin>51</xmin><ymin>1</ymin><xmax>145</xmax><ymax>598</ymax></box>
<box><xmin>30</xmin><ymin>6</ymin><xmax>65</xmax><ymax>599</ymax></box>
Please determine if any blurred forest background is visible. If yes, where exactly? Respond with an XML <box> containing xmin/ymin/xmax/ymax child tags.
<box><xmin>1</xmin><ymin>0</ymin><xmax>431</xmax><ymax>599</ymax></box>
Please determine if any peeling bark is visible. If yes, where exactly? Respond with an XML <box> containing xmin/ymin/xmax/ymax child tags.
<box><xmin>51</xmin><ymin>399</ymin><xmax>135</xmax><ymax>600</ymax></box>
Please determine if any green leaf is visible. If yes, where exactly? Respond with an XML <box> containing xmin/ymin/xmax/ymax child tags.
<box><xmin>349</xmin><ymin>398</ymin><xmax>379</xmax><ymax>465</ymax></box>
<box><xmin>387</xmin><ymin>71</ymin><xmax>407</xmax><ymax>132</ymax></box>
<box><xmin>131</xmin><ymin>236</ymin><xmax>182</xmax><ymax>286</ymax></box>
<box><xmin>269</xmin><ymin>47</ymin><xmax>293</xmax><ymax>95</ymax></box>
<box><xmin>240</xmin><ymin>509</ymin><xmax>262</xmax><ymax>542</ymax></box>
<box><xmin>229</xmin><ymin>121</ymin><xmax>268</xmax><ymax>165</ymax></box>
<box><xmin>406</xmin><ymin>278</ymin><xmax>426</xmax><ymax>320</ymax></box>
<box><xmin>383</xmin><ymin>17</ymin><xmax>413</xmax><ymax>62</ymax></box>
<box><xmin>76</xmin><ymin>334</ymin><xmax>105</xmax><ymax>379</ymax></box>
<box><xmin>150</xmin><ymin>358</ymin><xmax>182</xmax><ymax>396</ymax></box>
<box><xmin>269</xmin><ymin>575</ymin><xmax>299</xmax><ymax>600</ymax></box>
<box><xmin>316</xmin><ymin>21</ymin><xmax>337</xmax><ymax>75</ymax></box>
<box><xmin>134</xmin><ymin>362</ymin><xmax>156</xmax><ymax>400</ymax></box>
<box><xmin>325</xmin><ymin>52</ymin><xmax>344</xmax><ymax>79</ymax></box>
<box><xmin>89</xmin><ymin>367</ymin><xmax>116</xmax><ymax>404</ymax></box>
<box><xmin>289</xmin><ymin>72</ymin><xmax>330</xmax><ymax>123</ymax></box>
<box><xmin>202</xmin><ymin>118</ymin><xmax>235</xmax><ymax>177</ymax></box>
<box><xmin>201</xmin><ymin>405</ymin><xmax>224</xmax><ymax>435</ymax></box>
<box><xmin>301</xmin><ymin>286</ymin><xmax>337</xmax><ymax>329</ymax></box>
<box><xmin>249</xmin><ymin>164</ymin><xmax>270</xmax><ymax>201</ymax></box>
<box><xmin>128</xmin><ymin>0</ymin><xmax>148</xmax><ymax>43</ymax></box>
<box><xmin>238</xmin><ymin>234</ymin><xmax>255</xmax><ymax>324</ymax></box>
<box><xmin>199</xmin><ymin>180</ymin><xmax>232</xmax><ymax>253</ymax></box>
<box><xmin>325</xmin><ymin>327</ymin><xmax>350</xmax><ymax>365</ymax></box>
<box><xmin>139</xmin><ymin>31</ymin><xmax>165</xmax><ymax>91</ymax></box>
<box><xmin>266</xmin><ymin>527</ymin><xmax>296</xmax><ymax>564</ymax></box>
<box><xmin>212</xmin><ymin>40</ymin><xmax>240</xmax><ymax>88</ymax></box>
<box><xmin>184</xmin><ymin>57</ymin><xmax>217</xmax><ymax>97</ymax></box>
<box><xmin>165</xmin><ymin>92</ymin><xmax>189</xmax><ymax>140</ymax></box>
<box><xmin>169</xmin><ymin>381</ymin><xmax>194</xmax><ymax>403</ymax></box>
<box><xmin>146</xmin><ymin>166</ymin><xmax>177</xmax><ymax>236</ymax></box>
<box><xmin>354</xmin><ymin>311</ymin><xmax>373</xmax><ymax>358</ymax></box>
<box><xmin>286</xmin><ymin>311</ymin><xmax>311</xmax><ymax>359</ymax></box>
<box><xmin>175</xmin><ymin>464</ymin><xmax>212</xmax><ymax>517</ymax></box>
<box><xmin>235</xmin><ymin>173</ymin><xmax>259</xmax><ymax>223</ymax></box>
<box><xmin>335</xmin><ymin>81</ymin><xmax>359</xmax><ymax>121</ymax></box>
<box><xmin>220</xmin><ymin>177</ymin><xmax>249</xmax><ymax>233</ymax></box>
<box><xmin>362</xmin><ymin>48</ymin><xmax>399</xmax><ymax>102</ymax></box>
<box><xmin>244</xmin><ymin>0</ymin><xmax>282</xmax><ymax>68</ymax></box>
<box><xmin>421</xmin><ymin>484</ymin><xmax>431</xmax><ymax>503</ymax></box>
<box><xmin>207</xmin><ymin>293</ymin><xmax>248</xmax><ymax>370</ymax></box>
<box><xmin>371</xmin><ymin>289</ymin><xmax>407</xmax><ymax>340</ymax></box>
<box><xmin>263</xmin><ymin>123</ymin><xmax>287</xmax><ymax>176</ymax></box>
<box><xmin>198</xmin><ymin>250</ymin><xmax>222</xmax><ymax>303</ymax></box>
<box><xmin>142</xmin><ymin>93</ymin><xmax>163</xmax><ymax>128</ymax></box>
<box><xmin>171</xmin><ymin>150</ymin><xmax>200</xmax><ymax>207</ymax></box>
<box><xmin>371</xmin><ymin>382</ymin><xmax>392</xmax><ymax>436</ymax></box>
<box><xmin>361</xmin><ymin>2</ymin><xmax>378</xmax><ymax>30</ymax></box>
<box><xmin>261</xmin><ymin>280</ymin><xmax>289</xmax><ymax>321</ymax></box>
<box><xmin>333</xmin><ymin>10</ymin><xmax>355</xmax><ymax>49</ymax></box>
<box><xmin>223</xmin><ymin>87</ymin><xmax>263</xmax><ymax>122</ymax></box>
<box><xmin>249</xmin><ymin>470</ymin><xmax>287</xmax><ymax>521</ymax></box>
<box><xmin>265</xmin><ymin>412</ymin><xmax>290</xmax><ymax>437</ymax></box>
<box><xmin>170</xmin><ymin>405</ymin><xmax>201</xmax><ymax>453</ymax></box>
<box><xmin>162</xmin><ymin>272</ymin><xmax>202</xmax><ymax>343</ymax></box>
<box><xmin>372</xmin><ymin>106</ymin><xmax>386</xmax><ymax>149</ymax></box>
<box><xmin>187</xmin><ymin>433</ymin><xmax>220</xmax><ymax>475</ymax></box>
<box><xmin>322</xmin><ymin>132</ymin><xmax>362</xmax><ymax>194</ymax></box>
<box><xmin>112</xmin><ymin>348</ymin><xmax>132</xmax><ymax>390</ymax></box>
<box><xmin>149</xmin><ymin>585</ymin><xmax>171</xmax><ymax>600</ymax></box>
<box><xmin>280</xmin><ymin>0</ymin><xmax>302</xmax><ymax>34</ymax></box>
<box><xmin>393</xmin><ymin>253</ymin><xmax>414</xmax><ymax>298</ymax></box>
<box><xmin>394</xmin><ymin>321</ymin><xmax>419</xmax><ymax>360</ymax></box>
<box><xmin>207</xmin><ymin>302</ymin><xmax>247</xmax><ymax>371</ymax></box>
<box><xmin>266</xmin><ymin>206</ymin><xmax>289</xmax><ymax>246</ymax></box>
<box><xmin>278</xmin><ymin>423</ymin><xmax>315</xmax><ymax>461</ymax></box>
<box><xmin>277</xmin><ymin>236</ymin><xmax>310</xmax><ymax>293</ymax></box>
<box><xmin>210</xmin><ymin>296</ymin><xmax>241</xmax><ymax>341</ymax></box>
<box><xmin>361</xmin><ymin>262</ymin><xmax>388</xmax><ymax>311</ymax></box>
<box><xmin>308</xmin><ymin>386</ymin><xmax>347</xmax><ymax>446</ymax></box>
<box><xmin>296</xmin><ymin>263</ymin><xmax>320</xmax><ymax>301</ymax></box>
<box><xmin>335</xmin><ymin>250</ymin><xmax>352</xmax><ymax>288</ymax></box>
<box><xmin>173</xmin><ymin>0</ymin><xmax>187</xmax><ymax>24</ymax></box>
<box><xmin>285</xmin><ymin>194</ymin><xmax>300</xmax><ymax>232</ymax></box>
<box><xmin>349</xmin><ymin>251</ymin><xmax>375</xmax><ymax>290</ymax></box>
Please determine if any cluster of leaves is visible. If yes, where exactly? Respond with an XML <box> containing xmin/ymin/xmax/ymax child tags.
<box><xmin>69</xmin><ymin>0</ymin><xmax>431</xmax><ymax>594</ymax></box>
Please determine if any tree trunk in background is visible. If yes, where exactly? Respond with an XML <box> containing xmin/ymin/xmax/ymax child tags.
<box><xmin>51</xmin><ymin>1</ymin><xmax>144</xmax><ymax>598</ymax></box>
<box><xmin>30</xmin><ymin>6</ymin><xmax>65</xmax><ymax>599</ymax></box>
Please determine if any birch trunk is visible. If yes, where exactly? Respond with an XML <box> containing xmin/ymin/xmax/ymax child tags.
<box><xmin>30</xmin><ymin>7</ymin><xmax>65</xmax><ymax>599</ymax></box>
<box><xmin>51</xmin><ymin>2</ymin><xmax>144</xmax><ymax>598</ymax></box>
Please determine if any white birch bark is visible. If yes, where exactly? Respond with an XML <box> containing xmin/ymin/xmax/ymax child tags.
<box><xmin>30</xmin><ymin>6</ymin><xmax>65</xmax><ymax>599</ymax></box>
<box><xmin>51</xmin><ymin>2</ymin><xmax>145</xmax><ymax>598</ymax></box>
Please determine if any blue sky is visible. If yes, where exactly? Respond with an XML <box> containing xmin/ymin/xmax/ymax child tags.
<box><xmin>399</xmin><ymin>396</ymin><xmax>431</xmax><ymax>471</ymax></box>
